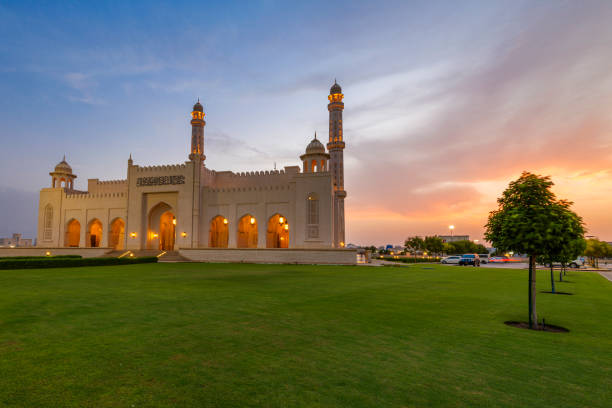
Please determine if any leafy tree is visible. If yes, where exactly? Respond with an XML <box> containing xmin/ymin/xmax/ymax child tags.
<box><xmin>485</xmin><ymin>172</ymin><xmax>584</xmax><ymax>329</ymax></box>
<box><xmin>404</xmin><ymin>236</ymin><xmax>425</xmax><ymax>258</ymax></box>
<box><xmin>444</xmin><ymin>240</ymin><xmax>487</xmax><ymax>255</ymax></box>
<box><xmin>584</xmin><ymin>239</ymin><xmax>612</xmax><ymax>268</ymax></box>
<box><xmin>536</xmin><ymin>201</ymin><xmax>585</xmax><ymax>293</ymax></box>
<box><xmin>557</xmin><ymin>238</ymin><xmax>586</xmax><ymax>280</ymax></box>
<box><xmin>424</xmin><ymin>236</ymin><xmax>444</xmax><ymax>257</ymax></box>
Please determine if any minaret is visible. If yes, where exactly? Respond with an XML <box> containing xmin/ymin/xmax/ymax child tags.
<box><xmin>327</xmin><ymin>80</ymin><xmax>347</xmax><ymax>247</ymax></box>
<box><xmin>189</xmin><ymin>99</ymin><xmax>206</xmax><ymax>162</ymax></box>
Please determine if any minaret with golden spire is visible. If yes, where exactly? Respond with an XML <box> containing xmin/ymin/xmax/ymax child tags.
<box><xmin>327</xmin><ymin>80</ymin><xmax>347</xmax><ymax>247</ymax></box>
<box><xmin>189</xmin><ymin>99</ymin><xmax>206</xmax><ymax>162</ymax></box>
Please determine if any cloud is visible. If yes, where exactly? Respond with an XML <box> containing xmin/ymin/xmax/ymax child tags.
<box><xmin>342</xmin><ymin>1</ymin><xmax>612</xmax><ymax>244</ymax></box>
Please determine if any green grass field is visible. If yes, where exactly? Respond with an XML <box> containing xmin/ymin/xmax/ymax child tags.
<box><xmin>1</xmin><ymin>263</ymin><xmax>610</xmax><ymax>407</ymax></box>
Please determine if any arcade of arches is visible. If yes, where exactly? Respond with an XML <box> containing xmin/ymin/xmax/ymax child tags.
<box><xmin>209</xmin><ymin>215</ymin><xmax>229</xmax><ymax>248</ymax></box>
<box><xmin>65</xmin><ymin>219</ymin><xmax>80</xmax><ymax>247</ymax></box>
<box><xmin>237</xmin><ymin>214</ymin><xmax>258</xmax><ymax>248</ymax></box>
<box><xmin>267</xmin><ymin>214</ymin><xmax>289</xmax><ymax>248</ymax></box>
<box><xmin>87</xmin><ymin>219</ymin><xmax>103</xmax><ymax>247</ymax></box>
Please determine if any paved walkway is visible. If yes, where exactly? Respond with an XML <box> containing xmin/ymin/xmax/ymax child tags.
<box><xmin>598</xmin><ymin>271</ymin><xmax>612</xmax><ymax>283</ymax></box>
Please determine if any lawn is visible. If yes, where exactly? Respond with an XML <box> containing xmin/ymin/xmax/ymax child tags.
<box><xmin>0</xmin><ymin>263</ymin><xmax>610</xmax><ymax>407</ymax></box>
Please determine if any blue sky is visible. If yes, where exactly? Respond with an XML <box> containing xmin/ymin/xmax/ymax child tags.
<box><xmin>2</xmin><ymin>1</ymin><xmax>612</xmax><ymax>244</ymax></box>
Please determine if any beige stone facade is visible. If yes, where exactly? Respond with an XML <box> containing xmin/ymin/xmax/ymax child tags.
<box><xmin>37</xmin><ymin>83</ymin><xmax>348</xmax><ymax>252</ymax></box>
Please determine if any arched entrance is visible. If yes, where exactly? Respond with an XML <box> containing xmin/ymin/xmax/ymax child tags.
<box><xmin>109</xmin><ymin>218</ymin><xmax>125</xmax><ymax>250</ymax></box>
<box><xmin>159</xmin><ymin>211</ymin><xmax>176</xmax><ymax>251</ymax></box>
<box><xmin>65</xmin><ymin>219</ymin><xmax>80</xmax><ymax>247</ymax></box>
<box><xmin>209</xmin><ymin>215</ymin><xmax>229</xmax><ymax>248</ymax></box>
<box><xmin>87</xmin><ymin>219</ymin><xmax>102</xmax><ymax>247</ymax></box>
<box><xmin>148</xmin><ymin>202</ymin><xmax>176</xmax><ymax>251</ymax></box>
<box><xmin>267</xmin><ymin>214</ymin><xmax>289</xmax><ymax>248</ymax></box>
<box><xmin>237</xmin><ymin>214</ymin><xmax>258</xmax><ymax>248</ymax></box>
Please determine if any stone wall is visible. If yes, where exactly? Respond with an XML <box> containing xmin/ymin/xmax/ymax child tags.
<box><xmin>179</xmin><ymin>248</ymin><xmax>356</xmax><ymax>265</ymax></box>
<box><xmin>0</xmin><ymin>247</ymin><xmax>112</xmax><ymax>258</ymax></box>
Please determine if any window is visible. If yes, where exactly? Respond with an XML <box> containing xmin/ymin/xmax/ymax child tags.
<box><xmin>43</xmin><ymin>205</ymin><xmax>53</xmax><ymax>241</ymax></box>
<box><xmin>307</xmin><ymin>193</ymin><xmax>319</xmax><ymax>239</ymax></box>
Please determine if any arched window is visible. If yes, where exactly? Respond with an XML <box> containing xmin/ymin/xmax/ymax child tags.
<box><xmin>43</xmin><ymin>205</ymin><xmax>53</xmax><ymax>241</ymax></box>
<box><xmin>307</xmin><ymin>193</ymin><xmax>319</xmax><ymax>239</ymax></box>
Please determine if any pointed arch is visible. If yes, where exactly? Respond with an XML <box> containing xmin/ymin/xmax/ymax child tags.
<box><xmin>209</xmin><ymin>215</ymin><xmax>229</xmax><ymax>248</ymax></box>
<box><xmin>237</xmin><ymin>214</ymin><xmax>258</xmax><ymax>248</ymax></box>
<box><xmin>87</xmin><ymin>219</ymin><xmax>103</xmax><ymax>247</ymax></box>
<box><xmin>65</xmin><ymin>218</ymin><xmax>80</xmax><ymax>247</ymax></box>
<box><xmin>267</xmin><ymin>214</ymin><xmax>289</xmax><ymax>248</ymax></box>
<box><xmin>109</xmin><ymin>218</ymin><xmax>125</xmax><ymax>250</ymax></box>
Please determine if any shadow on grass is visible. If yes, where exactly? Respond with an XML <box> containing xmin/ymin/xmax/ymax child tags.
<box><xmin>505</xmin><ymin>321</ymin><xmax>569</xmax><ymax>333</ymax></box>
<box><xmin>540</xmin><ymin>291</ymin><xmax>573</xmax><ymax>295</ymax></box>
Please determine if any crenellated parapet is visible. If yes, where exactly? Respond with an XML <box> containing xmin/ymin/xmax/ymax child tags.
<box><xmin>132</xmin><ymin>163</ymin><xmax>188</xmax><ymax>173</ymax></box>
<box><xmin>205</xmin><ymin>166</ymin><xmax>301</xmax><ymax>190</ymax></box>
<box><xmin>207</xmin><ymin>184</ymin><xmax>293</xmax><ymax>193</ymax></box>
<box><xmin>87</xmin><ymin>178</ymin><xmax>128</xmax><ymax>195</ymax></box>
<box><xmin>65</xmin><ymin>191</ymin><xmax>126</xmax><ymax>199</ymax></box>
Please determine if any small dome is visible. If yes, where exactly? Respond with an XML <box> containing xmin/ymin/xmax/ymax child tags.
<box><xmin>330</xmin><ymin>80</ymin><xmax>342</xmax><ymax>94</ymax></box>
<box><xmin>54</xmin><ymin>156</ymin><xmax>72</xmax><ymax>173</ymax></box>
<box><xmin>306</xmin><ymin>135</ymin><xmax>325</xmax><ymax>154</ymax></box>
<box><xmin>193</xmin><ymin>100</ymin><xmax>203</xmax><ymax>112</ymax></box>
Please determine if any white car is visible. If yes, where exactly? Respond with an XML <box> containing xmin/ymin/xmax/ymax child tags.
<box><xmin>441</xmin><ymin>256</ymin><xmax>462</xmax><ymax>264</ymax></box>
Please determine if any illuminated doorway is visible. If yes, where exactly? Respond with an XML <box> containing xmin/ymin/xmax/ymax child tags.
<box><xmin>237</xmin><ymin>214</ymin><xmax>258</xmax><ymax>248</ymax></box>
<box><xmin>159</xmin><ymin>211</ymin><xmax>176</xmax><ymax>251</ymax></box>
<box><xmin>87</xmin><ymin>219</ymin><xmax>103</xmax><ymax>247</ymax></box>
<box><xmin>209</xmin><ymin>215</ymin><xmax>229</xmax><ymax>248</ymax></box>
<box><xmin>267</xmin><ymin>214</ymin><xmax>289</xmax><ymax>248</ymax></box>
<box><xmin>109</xmin><ymin>218</ymin><xmax>125</xmax><ymax>250</ymax></box>
<box><xmin>65</xmin><ymin>219</ymin><xmax>80</xmax><ymax>247</ymax></box>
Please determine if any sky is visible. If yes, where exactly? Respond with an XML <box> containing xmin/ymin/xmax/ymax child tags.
<box><xmin>1</xmin><ymin>0</ymin><xmax>611</xmax><ymax>245</ymax></box>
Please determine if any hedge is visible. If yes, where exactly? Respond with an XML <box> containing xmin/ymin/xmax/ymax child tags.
<box><xmin>380</xmin><ymin>256</ymin><xmax>441</xmax><ymax>264</ymax></box>
<box><xmin>0</xmin><ymin>255</ymin><xmax>83</xmax><ymax>260</ymax></box>
<box><xmin>0</xmin><ymin>256</ymin><xmax>158</xmax><ymax>270</ymax></box>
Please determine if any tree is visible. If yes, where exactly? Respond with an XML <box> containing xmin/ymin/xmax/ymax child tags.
<box><xmin>424</xmin><ymin>236</ymin><xmax>444</xmax><ymax>257</ymax></box>
<box><xmin>485</xmin><ymin>172</ymin><xmax>584</xmax><ymax>329</ymax></box>
<box><xmin>536</xmin><ymin>201</ymin><xmax>585</xmax><ymax>293</ymax></box>
<box><xmin>444</xmin><ymin>240</ymin><xmax>487</xmax><ymax>255</ymax></box>
<box><xmin>584</xmin><ymin>239</ymin><xmax>612</xmax><ymax>268</ymax></box>
<box><xmin>557</xmin><ymin>238</ymin><xmax>586</xmax><ymax>280</ymax></box>
<box><xmin>404</xmin><ymin>236</ymin><xmax>425</xmax><ymax>258</ymax></box>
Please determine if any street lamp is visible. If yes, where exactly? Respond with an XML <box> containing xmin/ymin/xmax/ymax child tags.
<box><xmin>449</xmin><ymin>225</ymin><xmax>455</xmax><ymax>237</ymax></box>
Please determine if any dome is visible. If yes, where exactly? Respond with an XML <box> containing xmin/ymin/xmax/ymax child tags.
<box><xmin>330</xmin><ymin>80</ymin><xmax>342</xmax><ymax>94</ymax></box>
<box><xmin>193</xmin><ymin>100</ymin><xmax>203</xmax><ymax>112</ymax></box>
<box><xmin>54</xmin><ymin>156</ymin><xmax>72</xmax><ymax>173</ymax></box>
<box><xmin>306</xmin><ymin>135</ymin><xmax>326</xmax><ymax>154</ymax></box>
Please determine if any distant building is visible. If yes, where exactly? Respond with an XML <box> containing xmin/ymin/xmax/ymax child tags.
<box><xmin>438</xmin><ymin>235</ymin><xmax>470</xmax><ymax>243</ymax></box>
<box><xmin>0</xmin><ymin>233</ymin><xmax>33</xmax><ymax>247</ymax></box>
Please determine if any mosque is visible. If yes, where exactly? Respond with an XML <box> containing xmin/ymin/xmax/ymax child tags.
<box><xmin>37</xmin><ymin>82</ymin><xmax>347</xmax><ymax>253</ymax></box>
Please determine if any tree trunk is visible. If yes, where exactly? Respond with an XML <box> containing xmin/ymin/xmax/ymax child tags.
<box><xmin>559</xmin><ymin>269</ymin><xmax>563</xmax><ymax>282</ymax></box>
<box><xmin>550</xmin><ymin>265</ymin><xmax>555</xmax><ymax>293</ymax></box>
<box><xmin>529</xmin><ymin>255</ymin><xmax>538</xmax><ymax>329</ymax></box>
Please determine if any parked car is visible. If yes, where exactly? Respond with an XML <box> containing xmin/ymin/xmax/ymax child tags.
<box><xmin>489</xmin><ymin>256</ymin><xmax>511</xmax><ymax>263</ymax></box>
<box><xmin>478</xmin><ymin>254</ymin><xmax>490</xmax><ymax>264</ymax></box>
<box><xmin>458</xmin><ymin>254</ymin><xmax>480</xmax><ymax>266</ymax></box>
<box><xmin>544</xmin><ymin>257</ymin><xmax>586</xmax><ymax>268</ymax></box>
<box><xmin>441</xmin><ymin>255</ymin><xmax>462</xmax><ymax>264</ymax></box>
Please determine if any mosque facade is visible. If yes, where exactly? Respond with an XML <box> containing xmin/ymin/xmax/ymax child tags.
<box><xmin>37</xmin><ymin>82</ymin><xmax>347</xmax><ymax>252</ymax></box>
